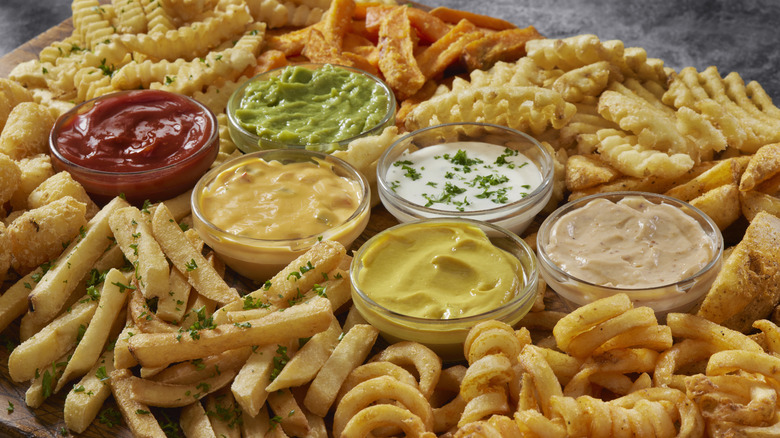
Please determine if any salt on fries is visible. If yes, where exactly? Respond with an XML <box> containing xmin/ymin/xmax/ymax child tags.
<box><xmin>3</xmin><ymin>0</ymin><xmax>780</xmax><ymax>437</ymax></box>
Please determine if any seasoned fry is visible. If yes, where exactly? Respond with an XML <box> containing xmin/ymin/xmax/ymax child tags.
<box><xmin>304</xmin><ymin>324</ymin><xmax>379</xmax><ymax>416</ymax></box>
<box><xmin>462</xmin><ymin>26</ymin><xmax>544</xmax><ymax>71</ymax></box>
<box><xmin>266</xmin><ymin>316</ymin><xmax>342</xmax><ymax>392</ymax></box>
<box><xmin>63</xmin><ymin>350</ymin><xmax>115</xmax><ymax>434</ymax></box>
<box><xmin>128</xmin><ymin>296</ymin><xmax>332</xmax><ymax>367</ymax></box>
<box><xmin>8</xmin><ymin>300</ymin><xmax>98</xmax><ymax>382</ymax></box>
<box><xmin>109</xmin><ymin>369</ymin><xmax>167</xmax><ymax>438</ymax></box>
<box><xmin>377</xmin><ymin>6</ymin><xmax>426</xmax><ymax>100</ymax></box>
<box><xmin>27</xmin><ymin>197</ymin><xmax>128</xmax><ymax>327</ymax></box>
<box><xmin>55</xmin><ymin>269</ymin><xmax>130</xmax><ymax>392</ymax></box>
<box><xmin>428</xmin><ymin>6</ymin><xmax>516</xmax><ymax>30</ymax></box>
<box><xmin>151</xmin><ymin>203</ymin><xmax>238</xmax><ymax>305</ymax></box>
<box><xmin>415</xmin><ymin>18</ymin><xmax>482</xmax><ymax>81</ymax></box>
<box><xmin>109</xmin><ymin>206</ymin><xmax>169</xmax><ymax>300</ymax></box>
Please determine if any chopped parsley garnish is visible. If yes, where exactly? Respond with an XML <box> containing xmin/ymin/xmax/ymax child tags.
<box><xmin>185</xmin><ymin>259</ymin><xmax>198</xmax><ymax>271</ymax></box>
<box><xmin>269</xmin><ymin>345</ymin><xmax>290</xmax><ymax>381</ymax></box>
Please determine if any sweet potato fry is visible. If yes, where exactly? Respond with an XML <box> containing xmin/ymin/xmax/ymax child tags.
<box><xmin>366</xmin><ymin>6</ymin><xmax>451</xmax><ymax>43</ymax></box>
<box><xmin>250</xmin><ymin>50</ymin><xmax>288</xmax><ymax>77</ymax></box>
<box><xmin>364</xmin><ymin>5</ymin><xmax>394</xmax><ymax>35</ymax></box>
<box><xmin>416</xmin><ymin>19</ymin><xmax>482</xmax><ymax>80</ymax></box>
<box><xmin>378</xmin><ymin>6</ymin><xmax>426</xmax><ymax>100</ymax></box>
<box><xmin>407</xmin><ymin>7</ymin><xmax>453</xmax><ymax>43</ymax></box>
<box><xmin>321</xmin><ymin>0</ymin><xmax>356</xmax><ymax>47</ymax></box>
<box><xmin>429</xmin><ymin>6</ymin><xmax>516</xmax><ymax>30</ymax></box>
<box><xmin>266</xmin><ymin>25</ymin><xmax>318</xmax><ymax>57</ymax></box>
<box><xmin>462</xmin><ymin>26</ymin><xmax>544</xmax><ymax>71</ymax></box>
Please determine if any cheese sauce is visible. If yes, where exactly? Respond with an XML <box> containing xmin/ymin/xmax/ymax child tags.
<box><xmin>198</xmin><ymin>157</ymin><xmax>363</xmax><ymax>240</ymax></box>
<box><xmin>385</xmin><ymin>142</ymin><xmax>542</xmax><ymax>212</ymax></box>
<box><xmin>545</xmin><ymin>196</ymin><xmax>714</xmax><ymax>288</ymax></box>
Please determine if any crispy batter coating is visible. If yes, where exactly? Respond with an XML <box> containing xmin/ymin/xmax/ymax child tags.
<box><xmin>9</xmin><ymin>153</ymin><xmax>54</xmax><ymax>211</ymax></box>
<box><xmin>7</xmin><ymin>196</ymin><xmax>87</xmax><ymax>274</ymax></box>
<box><xmin>27</xmin><ymin>171</ymin><xmax>99</xmax><ymax>219</ymax></box>
<box><xmin>0</xmin><ymin>152</ymin><xmax>21</xmax><ymax>206</ymax></box>
<box><xmin>0</xmin><ymin>102</ymin><xmax>55</xmax><ymax>160</ymax></box>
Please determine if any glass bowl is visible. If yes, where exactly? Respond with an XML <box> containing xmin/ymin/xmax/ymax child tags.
<box><xmin>350</xmin><ymin>218</ymin><xmax>539</xmax><ymax>361</ymax></box>
<box><xmin>536</xmin><ymin>191</ymin><xmax>724</xmax><ymax>318</ymax></box>
<box><xmin>191</xmin><ymin>149</ymin><xmax>371</xmax><ymax>281</ymax></box>
<box><xmin>376</xmin><ymin>122</ymin><xmax>554</xmax><ymax>235</ymax></box>
<box><xmin>226</xmin><ymin>63</ymin><xmax>396</xmax><ymax>154</ymax></box>
<box><xmin>49</xmin><ymin>89</ymin><xmax>219</xmax><ymax>206</ymax></box>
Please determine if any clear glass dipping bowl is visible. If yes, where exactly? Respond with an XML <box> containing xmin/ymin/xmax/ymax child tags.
<box><xmin>226</xmin><ymin>63</ymin><xmax>396</xmax><ymax>154</ymax></box>
<box><xmin>536</xmin><ymin>191</ymin><xmax>724</xmax><ymax>318</ymax></box>
<box><xmin>350</xmin><ymin>218</ymin><xmax>539</xmax><ymax>361</ymax></box>
<box><xmin>376</xmin><ymin>122</ymin><xmax>554</xmax><ymax>235</ymax></box>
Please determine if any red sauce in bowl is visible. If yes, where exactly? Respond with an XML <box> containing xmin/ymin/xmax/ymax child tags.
<box><xmin>50</xmin><ymin>90</ymin><xmax>218</xmax><ymax>205</ymax></box>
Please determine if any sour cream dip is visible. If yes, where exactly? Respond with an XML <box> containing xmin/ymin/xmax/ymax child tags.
<box><xmin>385</xmin><ymin>141</ymin><xmax>542</xmax><ymax>212</ymax></box>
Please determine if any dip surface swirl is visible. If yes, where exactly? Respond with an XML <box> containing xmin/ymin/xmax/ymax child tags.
<box><xmin>546</xmin><ymin>196</ymin><xmax>714</xmax><ymax>288</ymax></box>
<box><xmin>198</xmin><ymin>156</ymin><xmax>363</xmax><ymax>240</ymax></box>
<box><xmin>356</xmin><ymin>221</ymin><xmax>523</xmax><ymax>319</ymax></box>
<box><xmin>236</xmin><ymin>64</ymin><xmax>390</xmax><ymax>146</ymax></box>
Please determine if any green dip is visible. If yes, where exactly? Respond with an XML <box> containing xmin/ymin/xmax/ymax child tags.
<box><xmin>236</xmin><ymin>64</ymin><xmax>392</xmax><ymax>151</ymax></box>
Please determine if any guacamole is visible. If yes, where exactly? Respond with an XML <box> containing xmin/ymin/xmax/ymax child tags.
<box><xmin>235</xmin><ymin>64</ymin><xmax>392</xmax><ymax>151</ymax></box>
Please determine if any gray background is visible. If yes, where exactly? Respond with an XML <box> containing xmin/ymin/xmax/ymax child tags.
<box><xmin>2</xmin><ymin>0</ymin><xmax>779</xmax><ymax>99</ymax></box>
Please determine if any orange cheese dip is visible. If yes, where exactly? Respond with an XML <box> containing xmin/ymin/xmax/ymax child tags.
<box><xmin>198</xmin><ymin>157</ymin><xmax>363</xmax><ymax>240</ymax></box>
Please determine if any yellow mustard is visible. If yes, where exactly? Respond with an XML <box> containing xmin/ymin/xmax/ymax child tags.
<box><xmin>356</xmin><ymin>221</ymin><xmax>523</xmax><ymax>319</ymax></box>
<box><xmin>198</xmin><ymin>157</ymin><xmax>362</xmax><ymax>240</ymax></box>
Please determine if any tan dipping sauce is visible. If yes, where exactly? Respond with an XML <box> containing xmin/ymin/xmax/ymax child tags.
<box><xmin>546</xmin><ymin>196</ymin><xmax>713</xmax><ymax>288</ymax></box>
<box><xmin>199</xmin><ymin>157</ymin><xmax>362</xmax><ymax>239</ymax></box>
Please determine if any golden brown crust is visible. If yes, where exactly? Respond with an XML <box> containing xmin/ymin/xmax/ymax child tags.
<box><xmin>697</xmin><ymin>211</ymin><xmax>780</xmax><ymax>332</ymax></box>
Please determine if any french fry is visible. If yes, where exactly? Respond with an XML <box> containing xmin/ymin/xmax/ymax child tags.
<box><xmin>109</xmin><ymin>206</ymin><xmax>169</xmax><ymax>300</ymax></box>
<box><xmin>63</xmin><ymin>350</ymin><xmax>115</xmax><ymax>434</ymax></box>
<box><xmin>303</xmin><ymin>323</ymin><xmax>379</xmax><ymax>417</ymax></box>
<box><xmin>180</xmin><ymin>401</ymin><xmax>217</xmax><ymax>438</ymax></box>
<box><xmin>204</xmin><ymin>389</ymin><xmax>242</xmax><ymax>437</ymax></box>
<box><xmin>151</xmin><ymin>202</ymin><xmax>238</xmax><ymax>305</ymax></box>
<box><xmin>267</xmin><ymin>389</ymin><xmax>310</xmax><ymax>437</ymax></box>
<box><xmin>151</xmin><ymin>347</ymin><xmax>251</xmax><ymax>385</ymax></box>
<box><xmin>428</xmin><ymin>6</ymin><xmax>516</xmax><ymax>30</ymax></box>
<box><xmin>128</xmin><ymin>368</ymin><xmax>238</xmax><ymax>408</ymax></box>
<box><xmin>664</xmin><ymin>156</ymin><xmax>749</xmax><ymax>201</ymax></box>
<box><xmin>321</xmin><ymin>0</ymin><xmax>355</xmax><ymax>47</ymax></box>
<box><xmin>55</xmin><ymin>268</ymin><xmax>130</xmax><ymax>392</ymax></box>
<box><xmin>8</xmin><ymin>299</ymin><xmax>98</xmax><ymax>382</ymax></box>
<box><xmin>666</xmin><ymin>312</ymin><xmax>763</xmax><ymax>352</ymax></box>
<box><xmin>128</xmin><ymin>296</ymin><xmax>332</xmax><ymax>368</ymax></box>
<box><xmin>27</xmin><ymin>196</ymin><xmax>129</xmax><ymax>327</ymax></box>
<box><xmin>109</xmin><ymin>369</ymin><xmax>167</xmax><ymax>438</ymax></box>
<box><xmin>114</xmin><ymin>318</ymin><xmax>139</xmax><ymax>370</ymax></box>
<box><xmin>215</xmin><ymin>240</ymin><xmax>346</xmax><ymax>322</ymax></box>
<box><xmin>377</xmin><ymin>6</ymin><xmax>426</xmax><ymax>100</ymax></box>
<box><xmin>462</xmin><ymin>26</ymin><xmax>544</xmax><ymax>71</ymax></box>
<box><xmin>157</xmin><ymin>263</ymin><xmax>191</xmax><ymax>323</ymax></box>
<box><xmin>553</xmin><ymin>293</ymin><xmax>633</xmax><ymax>352</ymax></box>
<box><xmin>266</xmin><ymin>316</ymin><xmax>342</xmax><ymax>392</ymax></box>
<box><xmin>230</xmin><ymin>343</ymin><xmax>279</xmax><ymax>417</ymax></box>
<box><xmin>0</xmin><ymin>266</ymin><xmax>43</xmax><ymax>333</ymax></box>
<box><xmin>416</xmin><ymin>18</ymin><xmax>482</xmax><ymax>80</ymax></box>
<box><xmin>25</xmin><ymin>350</ymin><xmax>70</xmax><ymax>408</ymax></box>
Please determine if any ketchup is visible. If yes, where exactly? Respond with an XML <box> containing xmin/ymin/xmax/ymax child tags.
<box><xmin>55</xmin><ymin>90</ymin><xmax>212</xmax><ymax>172</ymax></box>
<box><xmin>50</xmin><ymin>90</ymin><xmax>218</xmax><ymax>205</ymax></box>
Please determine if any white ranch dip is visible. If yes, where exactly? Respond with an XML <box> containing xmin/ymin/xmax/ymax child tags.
<box><xmin>385</xmin><ymin>142</ymin><xmax>542</xmax><ymax>212</ymax></box>
<box><xmin>545</xmin><ymin>196</ymin><xmax>714</xmax><ymax>288</ymax></box>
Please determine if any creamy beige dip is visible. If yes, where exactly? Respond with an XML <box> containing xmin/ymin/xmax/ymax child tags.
<box><xmin>545</xmin><ymin>196</ymin><xmax>713</xmax><ymax>288</ymax></box>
